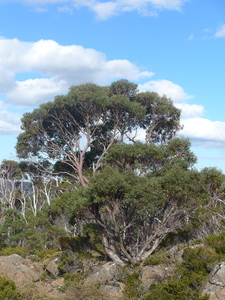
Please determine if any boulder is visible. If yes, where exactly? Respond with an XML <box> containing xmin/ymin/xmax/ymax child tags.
<box><xmin>87</xmin><ymin>261</ymin><xmax>122</xmax><ymax>283</ymax></box>
<box><xmin>46</xmin><ymin>259</ymin><xmax>59</xmax><ymax>277</ymax></box>
<box><xmin>140</xmin><ymin>264</ymin><xmax>176</xmax><ymax>289</ymax></box>
<box><xmin>0</xmin><ymin>254</ymin><xmax>40</xmax><ymax>287</ymax></box>
<box><xmin>168</xmin><ymin>245</ymin><xmax>184</xmax><ymax>263</ymax></box>
<box><xmin>202</xmin><ymin>262</ymin><xmax>225</xmax><ymax>300</ymax></box>
<box><xmin>100</xmin><ymin>282</ymin><xmax>125</xmax><ymax>299</ymax></box>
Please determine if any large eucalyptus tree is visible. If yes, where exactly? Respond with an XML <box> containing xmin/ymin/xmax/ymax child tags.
<box><xmin>16</xmin><ymin>79</ymin><xmax>181</xmax><ymax>186</ymax></box>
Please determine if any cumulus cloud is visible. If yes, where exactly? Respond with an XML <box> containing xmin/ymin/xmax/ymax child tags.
<box><xmin>0</xmin><ymin>38</ymin><xmax>152</xmax><ymax>107</ymax></box>
<box><xmin>7</xmin><ymin>78</ymin><xmax>68</xmax><ymax>106</ymax></box>
<box><xmin>138</xmin><ymin>79</ymin><xmax>192</xmax><ymax>102</ymax></box>
<box><xmin>5</xmin><ymin>0</ymin><xmax>188</xmax><ymax>19</ymax></box>
<box><xmin>137</xmin><ymin>78</ymin><xmax>225</xmax><ymax>151</ymax></box>
<box><xmin>0</xmin><ymin>101</ymin><xmax>21</xmax><ymax>134</ymax></box>
<box><xmin>215</xmin><ymin>24</ymin><xmax>225</xmax><ymax>38</ymax></box>
<box><xmin>179</xmin><ymin>118</ymin><xmax>225</xmax><ymax>149</ymax></box>
<box><xmin>175</xmin><ymin>103</ymin><xmax>204</xmax><ymax>118</ymax></box>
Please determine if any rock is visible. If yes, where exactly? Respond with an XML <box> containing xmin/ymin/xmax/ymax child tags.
<box><xmin>35</xmin><ymin>281</ymin><xmax>66</xmax><ymax>298</ymax></box>
<box><xmin>168</xmin><ymin>245</ymin><xmax>184</xmax><ymax>263</ymax></box>
<box><xmin>46</xmin><ymin>259</ymin><xmax>59</xmax><ymax>277</ymax></box>
<box><xmin>140</xmin><ymin>264</ymin><xmax>176</xmax><ymax>289</ymax></box>
<box><xmin>51</xmin><ymin>277</ymin><xmax>65</xmax><ymax>288</ymax></box>
<box><xmin>0</xmin><ymin>254</ymin><xmax>40</xmax><ymax>287</ymax></box>
<box><xmin>202</xmin><ymin>262</ymin><xmax>225</xmax><ymax>300</ymax></box>
<box><xmin>100</xmin><ymin>282</ymin><xmax>125</xmax><ymax>299</ymax></box>
<box><xmin>87</xmin><ymin>261</ymin><xmax>122</xmax><ymax>283</ymax></box>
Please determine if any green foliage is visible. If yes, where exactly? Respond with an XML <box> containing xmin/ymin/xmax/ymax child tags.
<box><xmin>201</xmin><ymin>167</ymin><xmax>225</xmax><ymax>195</ymax></box>
<box><xmin>0</xmin><ymin>276</ymin><xmax>21</xmax><ymax>300</ymax></box>
<box><xmin>123</xmin><ymin>271</ymin><xmax>144</xmax><ymax>299</ymax></box>
<box><xmin>0</xmin><ymin>247</ymin><xmax>27</xmax><ymax>257</ymax></box>
<box><xmin>37</xmin><ymin>249</ymin><xmax>57</xmax><ymax>260</ymax></box>
<box><xmin>179</xmin><ymin>246</ymin><xmax>219</xmax><ymax>278</ymax></box>
<box><xmin>110</xmin><ymin>79</ymin><xmax>138</xmax><ymax>99</ymax></box>
<box><xmin>144</xmin><ymin>250</ymin><xmax>172</xmax><ymax>265</ymax></box>
<box><xmin>57</xmin><ymin>250</ymin><xmax>79</xmax><ymax>274</ymax></box>
<box><xmin>205</xmin><ymin>231</ymin><xmax>225</xmax><ymax>254</ymax></box>
<box><xmin>136</xmin><ymin>91</ymin><xmax>181</xmax><ymax>143</ymax></box>
<box><xmin>144</xmin><ymin>246</ymin><xmax>220</xmax><ymax>300</ymax></box>
<box><xmin>16</xmin><ymin>80</ymin><xmax>182</xmax><ymax>186</ymax></box>
<box><xmin>59</xmin><ymin>236</ymin><xmax>92</xmax><ymax>253</ymax></box>
<box><xmin>143</xmin><ymin>280</ymin><xmax>209</xmax><ymax>300</ymax></box>
<box><xmin>0</xmin><ymin>207</ymin><xmax>66</xmax><ymax>252</ymax></box>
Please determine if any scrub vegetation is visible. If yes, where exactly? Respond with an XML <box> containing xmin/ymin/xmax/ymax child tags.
<box><xmin>1</xmin><ymin>80</ymin><xmax>225</xmax><ymax>299</ymax></box>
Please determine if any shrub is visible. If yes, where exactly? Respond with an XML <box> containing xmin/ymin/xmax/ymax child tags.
<box><xmin>205</xmin><ymin>231</ymin><xmax>225</xmax><ymax>254</ymax></box>
<box><xmin>144</xmin><ymin>250</ymin><xmax>172</xmax><ymax>265</ymax></box>
<box><xmin>0</xmin><ymin>276</ymin><xmax>21</xmax><ymax>300</ymax></box>
<box><xmin>143</xmin><ymin>246</ymin><xmax>218</xmax><ymax>300</ymax></box>
<box><xmin>58</xmin><ymin>250</ymin><xmax>79</xmax><ymax>274</ymax></box>
<box><xmin>143</xmin><ymin>280</ymin><xmax>209</xmax><ymax>300</ymax></box>
<box><xmin>37</xmin><ymin>249</ymin><xmax>57</xmax><ymax>260</ymax></box>
<box><xmin>123</xmin><ymin>270</ymin><xmax>144</xmax><ymax>299</ymax></box>
<box><xmin>0</xmin><ymin>247</ymin><xmax>27</xmax><ymax>257</ymax></box>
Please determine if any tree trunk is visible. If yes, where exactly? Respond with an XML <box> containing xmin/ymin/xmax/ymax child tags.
<box><xmin>102</xmin><ymin>234</ymin><xmax>126</xmax><ymax>267</ymax></box>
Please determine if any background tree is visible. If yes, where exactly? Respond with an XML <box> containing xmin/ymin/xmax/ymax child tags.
<box><xmin>0</xmin><ymin>160</ymin><xmax>27</xmax><ymax>221</ymax></box>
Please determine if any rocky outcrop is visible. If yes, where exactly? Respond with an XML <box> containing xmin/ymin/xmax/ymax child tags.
<box><xmin>202</xmin><ymin>262</ymin><xmax>225</xmax><ymax>300</ymax></box>
<box><xmin>0</xmin><ymin>254</ymin><xmax>41</xmax><ymax>287</ymax></box>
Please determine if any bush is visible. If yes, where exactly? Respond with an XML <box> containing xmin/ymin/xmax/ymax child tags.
<box><xmin>143</xmin><ymin>280</ymin><xmax>209</xmax><ymax>300</ymax></box>
<box><xmin>0</xmin><ymin>247</ymin><xmax>27</xmax><ymax>257</ymax></box>
<box><xmin>0</xmin><ymin>276</ymin><xmax>21</xmax><ymax>300</ymax></box>
<box><xmin>37</xmin><ymin>249</ymin><xmax>57</xmax><ymax>260</ymax></box>
<box><xmin>144</xmin><ymin>250</ymin><xmax>172</xmax><ymax>265</ymax></box>
<box><xmin>205</xmin><ymin>231</ymin><xmax>225</xmax><ymax>254</ymax></box>
<box><xmin>122</xmin><ymin>270</ymin><xmax>144</xmax><ymax>299</ymax></box>
<box><xmin>143</xmin><ymin>246</ymin><xmax>217</xmax><ymax>300</ymax></box>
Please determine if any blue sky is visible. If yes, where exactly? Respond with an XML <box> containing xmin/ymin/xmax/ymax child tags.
<box><xmin>0</xmin><ymin>0</ymin><xmax>225</xmax><ymax>172</ymax></box>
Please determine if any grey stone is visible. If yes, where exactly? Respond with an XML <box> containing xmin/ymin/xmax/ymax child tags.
<box><xmin>46</xmin><ymin>259</ymin><xmax>59</xmax><ymax>277</ymax></box>
<box><xmin>202</xmin><ymin>262</ymin><xmax>225</xmax><ymax>300</ymax></box>
<box><xmin>0</xmin><ymin>254</ymin><xmax>40</xmax><ymax>287</ymax></box>
<box><xmin>140</xmin><ymin>264</ymin><xmax>176</xmax><ymax>289</ymax></box>
<box><xmin>100</xmin><ymin>282</ymin><xmax>125</xmax><ymax>299</ymax></box>
<box><xmin>87</xmin><ymin>261</ymin><xmax>122</xmax><ymax>283</ymax></box>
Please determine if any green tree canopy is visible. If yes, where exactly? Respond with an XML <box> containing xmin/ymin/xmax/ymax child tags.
<box><xmin>16</xmin><ymin>80</ymin><xmax>182</xmax><ymax>186</ymax></box>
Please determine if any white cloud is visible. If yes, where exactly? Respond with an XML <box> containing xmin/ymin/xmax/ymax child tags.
<box><xmin>0</xmin><ymin>101</ymin><xmax>21</xmax><ymax>134</ymax></box>
<box><xmin>90</xmin><ymin>0</ymin><xmax>187</xmax><ymax>19</ymax></box>
<box><xmin>178</xmin><ymin>117</ymin><xmax>225</xmax><ymax>150</ymax></box>
<box><xmin>93</xmin><ymin>2</ymin><xmax>118</xmax><ymax>20</ymax></box>
<box><xmin>57</xmin><ymin>5</ymin><xmax>73</xmax><ymax>13</ymax></box>
<box><xmin>138</xmin><ymin>79</ymin><xmax>192</xmax><ymax>102</ymax></box>
<box><xmin>175</xmin><ymin>103</ymin><xmax>204</xmax><ymax>118</ymax></box>
<box><xmin>215</xmin><ymin>24</ymin><xmax>225</xmax><ymax>38</ymax></box>
<box><xmin>0</xmin><ymin>38</ymin><xmax>152</xmax><ymax>107</ymax></box>
<box><xmin>7</xmin><ymin>78</ymin><xmax>68</xmax><ymax>106</ymax></box>
<box><xmin>5</xmin><ymin>0</ymin><xmax>187</xmax><ymax>19</ymax></box>
<box><xmin>137</xmin><ymin>79</ymin><xmax>225</xmax><ymax>151</ymax></box>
